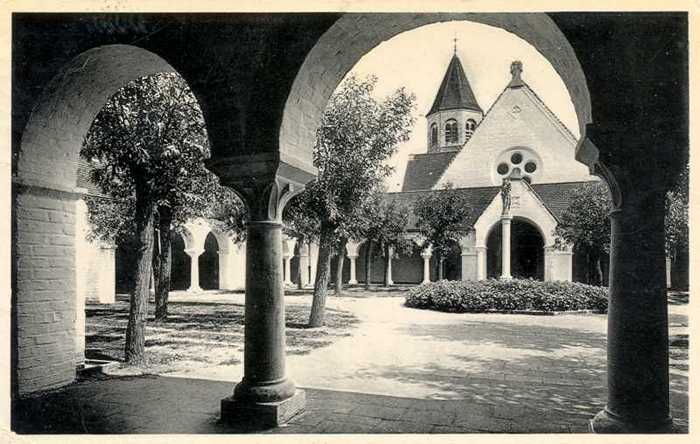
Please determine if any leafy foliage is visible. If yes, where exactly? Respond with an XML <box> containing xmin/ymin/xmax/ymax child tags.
<box><xmin>405</xmin><ymin>279</ymin><xmax>608</xmax><ymax>313</ymax></box>
<box><xmin>414</xmin><ymin>182</ymin><xmax>472</xmax><ymax>259</ymax></box>
<box><xmin>306</xmin><ymin>74</ymin><xmax>416</xmax><ymax>242</ymax></box>
<box><xmin>358</xmin><ymin>195</ymin><xmax>412</xmax><ymax>254</ymax></box>
<box><xmin>665</xmin><ymin>164</ymin><xmax>689</xmax><ymax>258</ymax></box>
<box><xmin>81</xmin><ymin>72</ymin><xmax>246</xmax><ymax>244</ymax></box>
<box><xmin>302</xmin><ymin>74</ymin><xmax>416</xmax><ymax>326</ymax></box>
<box><xmin>554</xmin><ymin>182</ymin><xmax>612</xmax><ymax>254</ymax></box>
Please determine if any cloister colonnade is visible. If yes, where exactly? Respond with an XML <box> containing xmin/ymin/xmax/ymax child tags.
<box><xmin>12</xmin><ymin>13</ymin><xmax>687</xmax><ymax>434</ymax></box>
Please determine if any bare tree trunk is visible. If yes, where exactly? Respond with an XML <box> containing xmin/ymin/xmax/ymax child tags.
<box><xmin>296</xmin><ymin>237</ymin><xmax>305</xmax><ymax>290</ymax></box>
<box><xmin>364</xmin><ymin>240</ymin><xmax>374</xmax><ymax>289</ymax></box>
<box><xmin>125</xmin><ymin>179</ymin><xmax>155</xmax><ymax>366</ymax></box>
<box><xmin>154</xmin><ymin>206</ymin><xmax>172</xmax><ymax>321</ymax></box>
<box><xmin>595</xmin><ymin>255</ymin><xmax>604</xmax><ymax>286</ymax></box>
<box><xmin>309</xmin><ymin>226</ymin><xmax>333</xmax><ymax>327</ymax></box>
<box><xmin>334</xmin><ymin>238</ymin><xmax>347</xmax><ymax>295</ymax></box>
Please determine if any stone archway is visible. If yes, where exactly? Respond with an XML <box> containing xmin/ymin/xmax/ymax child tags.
<box><xmin>200</xmin><ymin>232</ymin><xmax>220</xmax><ymax>290</ymax></box>
<box><xmin>486</xmin><ymin>218</ymin><xmax>545</xmax><ymax>280</ymax></box>
<box><xmin>12</xmin><ymin>44</ymin><xmax>199</xmax><ymax>396</ymax></box>
<box><xmin>170</xmin><ymin>231</ymin><xmax>191</xmax><ymax>291</ymax></box>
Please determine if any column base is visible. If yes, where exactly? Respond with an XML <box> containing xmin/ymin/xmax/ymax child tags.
<box><xmin>590</xmin><ymin>409</ymin><xmax>673</xmax><ymax>433</ymax></box>
<box><xmin>187</xmin><ymin>287</ymin><xmax>202</xmax><ymax>293</ymax></box>
<box><xmin>348</xmin><ymin>280</ymin><xmax>358</xmax><ymax>285</ymax></box>
<box><xmin>221</xmin><ymin>389</ymin><xmax>306</xmax><ymax>429</ymax></box>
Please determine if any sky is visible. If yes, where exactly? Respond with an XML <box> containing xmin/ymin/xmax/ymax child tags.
<box><xmin>341</xmin><ymin>20</ymin><xmax>580</xmax><ymax>192</ymax></box>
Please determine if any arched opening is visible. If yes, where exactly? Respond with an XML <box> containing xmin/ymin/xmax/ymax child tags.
<box><xmin>170</xmin><ymin>232</ymin><xmax>191</xmax><ymax>291</ymax></box>
<box><xmin>290</xmin><ymin>243</ymin><xmax>301</xmax><ymax>286</ymax></box>
<box><xmin>391</xmin><ymin>243</ymin><xmax>424</xmax><ymax>284</ymax></box>
<box><xmin>430</xmin><ymin>123</ymin><xmax>438</xmax><ymax>146</ymax></box>
<box><xmin>329</xmin><ymin>247</ymin><xmax>351</xmax><ymax>286</ymax></box>
<box><xmin>12</xmin><ymin>43</ymin><xmax>209</xmax><ymax>395</ymax></box>
<box><xmin>430</xmin><ymin>240</ymin><xmax>461</xmax><ymax>281</ymax></box>
<box><xmin>444</xmin><ymin>119</ymin><xmax>459</xmax><ymax>144</ymax></box>
<box><xmin>356</xmin><ymin>242</ymin><xmax>386</xmax><ymax>285</ymax></box>
<box><xmin>200</xmin><ymin>232</ymin><xmax>220</xmax><ymax>290</ymax></box>
<box><xmin>486</xmin><ymin>218</ymin><xmax>544</xmax><ymax>280</ymax></box>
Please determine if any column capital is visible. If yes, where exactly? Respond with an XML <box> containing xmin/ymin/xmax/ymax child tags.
<box><xmin>207</xmin><ymin>155</ymin><xmax>308</xmax><ymax>222</ymax></box>
<box><xmin>347</xmin><ymin>254</ymin><xmax>359</xmax><ymax>259</ymax></box>
<box><xmin>501</xmin><ymin>215</ymin><xmax>513</xmax><ymax>222</ymax></box>
<box><xmin>185</xmin><ymin>248</ymin><xmax>204</xmax><ymax>257</ymax></box>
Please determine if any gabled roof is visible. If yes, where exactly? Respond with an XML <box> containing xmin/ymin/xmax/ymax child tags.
<box><xmin>401</xmin><ymin>151</ymin><xmax>458</xmax><ymax>192</ymax></box>
<box><xmin>385</xmin><ymin>186</ymin><xmax>500</xmax><ymax>230</ymax></box>
<box><xmin>386</xmin><ymin>180</ymin><xmax>599</xmax><ymax>230</ymax></box>
<box><xmin>530</xmin><ymin>181</ymin><xmax>600</xmax><ymax>221</ymax></box>
<box><xmin>427</xmin><ymin>54</ymin><xmax>482</xmax><ymax>116</ymax></box>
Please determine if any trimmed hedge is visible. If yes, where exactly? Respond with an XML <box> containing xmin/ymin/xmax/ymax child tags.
<box><xmin>405</xmin><ymin>279</ymin><xmax>608</xmax><ymax>313</ymax></box>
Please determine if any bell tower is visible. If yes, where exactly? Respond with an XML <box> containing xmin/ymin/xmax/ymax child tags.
<box><xmin>426</xmin><ymin>48</ymin><xmax>483</xmax><ymax>153</ymax></box>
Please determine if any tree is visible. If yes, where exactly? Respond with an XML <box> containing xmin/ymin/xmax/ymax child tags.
<box><xmin>304</xmin><ymin>75</ymin><xmax>415</xmax><ymax>326</ymax></box>
<box><xmin>283</xmin><ymin>191</ymin><xmax>321</xmax><ymax>289</ymax></box>
<box><xmin>414</xmin><ymin>183</ymin><xmax>472</xmax><ymax>279</ymax></box>
<box><xmin>665</xmin><ymin>164</ymin><xmax>689</xmax><ymax>288</ymax></box>
<box><xmin>81</xmin><ymin>72</ymin><xmax>244</xmax><ymax>364</ymax></box>
<box><xmin>357</xmin><ymin>193</ymin><xmax>411</xmax><ymax>288</ymax></box>
<box><xmin>554</xmin><ymin>182</ymin><xmax>612</xmax><ymax>285</ymax></box>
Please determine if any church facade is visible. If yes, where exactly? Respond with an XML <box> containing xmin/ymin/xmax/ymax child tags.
<box><xmin>321</xmin><ymin>54</ymin><xmax>601</xmax><ymax>286</ymax></box>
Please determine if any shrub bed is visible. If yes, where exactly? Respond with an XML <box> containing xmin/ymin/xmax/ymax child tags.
<box><xmin>405</xmin><ymin>279</ymin><xmax>608</xmax><ymax>313</ymax></box>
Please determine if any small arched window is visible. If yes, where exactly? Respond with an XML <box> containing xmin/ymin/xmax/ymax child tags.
<box><xmin>430</xmin><ymin>123</ymin><xmax>438</xmax><ymax>146</ymax></box>
<box><xmin>465</xmin><ymin>119</ymin><xmax>476</xmax><ymax>141</ymax></box>
<box><xmin>445</xmin><ymin>119</ymin><xmax>458</xmax><ymax>144</ymax></box>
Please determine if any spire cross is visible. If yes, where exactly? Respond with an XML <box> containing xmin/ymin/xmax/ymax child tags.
<box><xmin>453</xmin><ymin>36</ymin><xmax>458</xmax><ymax>54</ymax></box>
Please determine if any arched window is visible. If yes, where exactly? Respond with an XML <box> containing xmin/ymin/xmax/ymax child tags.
<box><xmin>430</xmin><ymin>123</ymin><xmax>438</xmax><ymax>146</ymax></box>
<box><xmin>445</xmin><ymin>119</ymin><xmax>458</xmax><ymax>144</ymax></box>
<box><xmin>465</xmin><ymin>119</ymin><xmax>476</xmax><ymax>141</ymax></box>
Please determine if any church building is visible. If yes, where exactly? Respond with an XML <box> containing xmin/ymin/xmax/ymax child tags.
<box><xmin>328</xmin><ymin>53</ymin><xmax>602</xmax><ymax>286</ymax></box>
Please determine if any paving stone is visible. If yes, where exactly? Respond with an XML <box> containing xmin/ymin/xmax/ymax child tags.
<box><xmin>371</xmin><ymin>418</ymin><xmax>434</xmax><ymax>433</ymax></box>
<box><xmin>401</xmin><ymin>408</ymin><xmax>457</xmax><ymax>426</ymax></box>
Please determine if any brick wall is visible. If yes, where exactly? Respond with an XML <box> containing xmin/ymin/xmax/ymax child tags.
<box><xmin>14</xmin><ymin>186</ymin><xmax>78</xmax><ymax>396</ymax></box>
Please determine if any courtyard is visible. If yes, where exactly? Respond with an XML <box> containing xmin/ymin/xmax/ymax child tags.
<box><xmin>13</xmin><ymin>288</ymin><xmax>689</xmax><ymax>434</ymax></box>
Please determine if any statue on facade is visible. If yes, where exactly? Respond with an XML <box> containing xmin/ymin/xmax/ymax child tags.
<box><xmin>501</xmin><ymin>177</ymin><xmax>511</xmax><ymax>216</ymax></box>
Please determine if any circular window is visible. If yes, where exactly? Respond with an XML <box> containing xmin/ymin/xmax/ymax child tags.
<box><xmin>510</xmin><ymin>152</ymin><xmax>523</xmax><ymax>164</ymax></box>
<box><xmin>497</xmin><ymin>163</ymin><xmax>509</xmax><ymax>175</ymax></box>
<box><xmin>525</xmin><ymin>161</ymin><xmax>537</xmax><ymax>173</ymax></box>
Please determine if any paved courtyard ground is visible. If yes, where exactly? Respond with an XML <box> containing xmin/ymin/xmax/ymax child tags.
<box><xmin>13</xmin><ymin>288</ymin><xmax>689</xmax><ymax>434</ymax></box>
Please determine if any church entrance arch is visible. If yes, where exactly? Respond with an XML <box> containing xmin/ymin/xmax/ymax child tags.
<box><xmin>486</xmin><ymin>218</ymin><xmax>544</xmax><ymax>280</ymax></box>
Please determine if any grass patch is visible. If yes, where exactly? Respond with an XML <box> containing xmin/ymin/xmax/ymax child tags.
<box><xmin>86</xmin><ymin>293</ymin><xmax>359</xmax><ymax>374</ymax></box>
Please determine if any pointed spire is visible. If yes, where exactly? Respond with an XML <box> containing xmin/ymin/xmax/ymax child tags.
<box><xmin>508</xmin><ymin>60</ymin><xmax>525</xmax><ymax>88</ymax></box>
<box><xmin>427</xmin><ymin>52</ymin><xmax>482</xmax><ymax>116</ymax></box>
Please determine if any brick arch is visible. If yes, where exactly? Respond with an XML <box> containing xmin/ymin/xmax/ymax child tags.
<box><xmin>16</xmin><ymin>44</ymin><xmax>187</xmax><ymax>192</ymax></box>
<box><xmin>13</xmin><ymin>44</ymin><xmax>206</xmax><ymax>396</ymax></box>
<box><xmin>280</xmin><ymin>13</ymin><xmax>592</xmax><ymax>165</ymax></box>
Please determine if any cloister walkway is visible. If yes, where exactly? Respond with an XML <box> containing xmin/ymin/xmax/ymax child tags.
<box><xmin>13</xmin><ymin>290</ymin><xmax>688</xmax><ymax>434</ymax></box>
